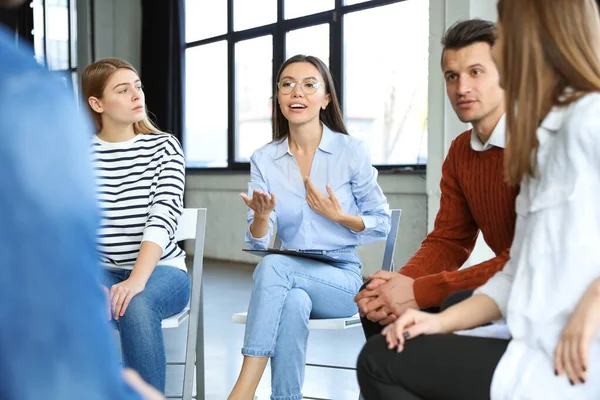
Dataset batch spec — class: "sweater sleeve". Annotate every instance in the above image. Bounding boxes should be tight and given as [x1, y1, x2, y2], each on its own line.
[413, 248, 510, 309]
[142, 136, 185, 251]
[400, 138, 479, 279]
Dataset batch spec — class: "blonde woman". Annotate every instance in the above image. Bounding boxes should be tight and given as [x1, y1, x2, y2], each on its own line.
[83, 58, 189, 394]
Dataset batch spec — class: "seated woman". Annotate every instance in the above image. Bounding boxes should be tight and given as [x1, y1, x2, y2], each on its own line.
[227, 54, 391, 400]
[357, 0, 600, 399]
[83, 58, 190, 394]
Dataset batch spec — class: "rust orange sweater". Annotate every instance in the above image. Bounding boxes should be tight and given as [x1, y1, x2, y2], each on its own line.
[401, 130, 519, 309]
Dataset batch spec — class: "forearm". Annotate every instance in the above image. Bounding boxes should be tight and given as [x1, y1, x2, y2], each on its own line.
[129, 241, 163, 285]
[249, 214, 270, 238]
[337, 213, 366, 232]
[439, 293, 501, 333]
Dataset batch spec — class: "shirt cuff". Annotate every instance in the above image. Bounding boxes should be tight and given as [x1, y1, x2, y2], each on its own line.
[142, 226, 170, 251]
[245, 227, 270, 250]
[473, 277, 511, 318]
[358, 215, 377, 234]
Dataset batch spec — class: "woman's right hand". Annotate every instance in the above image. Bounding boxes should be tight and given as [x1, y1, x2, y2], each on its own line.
[240, 189, 276, 218]
[382, 308, 443, 352]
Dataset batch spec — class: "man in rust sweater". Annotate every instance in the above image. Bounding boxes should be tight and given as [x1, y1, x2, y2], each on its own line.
[356, 19, 518, 338]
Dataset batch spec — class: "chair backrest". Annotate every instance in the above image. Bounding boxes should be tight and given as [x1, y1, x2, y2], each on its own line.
[272, 209, 402, 271]
[381, 209, 402, 272]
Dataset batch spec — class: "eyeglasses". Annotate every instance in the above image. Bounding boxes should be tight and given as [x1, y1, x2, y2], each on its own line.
[277, 78, 324, 95]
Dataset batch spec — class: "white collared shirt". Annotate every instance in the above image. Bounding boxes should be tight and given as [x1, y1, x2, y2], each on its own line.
[475, 93, 600, 399]
[470, 114, 506, 151]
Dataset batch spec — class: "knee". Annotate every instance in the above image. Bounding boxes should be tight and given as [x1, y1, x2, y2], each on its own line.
[357, 334, 387, 377]
[440, 289, 473, 311]
[253, 254, 290, 285]
[118, 294, 160, 328]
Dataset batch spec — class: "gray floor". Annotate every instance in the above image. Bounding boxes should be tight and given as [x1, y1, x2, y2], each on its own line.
[157, 259, 365, 400]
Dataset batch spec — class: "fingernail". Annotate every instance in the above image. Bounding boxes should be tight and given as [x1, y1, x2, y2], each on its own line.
[403, 331, 410, 339]
[580, 378, 585, 384]
[569, 380, 574, 386]
[554, 369, 558, 376]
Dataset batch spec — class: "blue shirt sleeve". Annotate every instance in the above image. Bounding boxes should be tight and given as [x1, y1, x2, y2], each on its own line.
[0, 42, 141, 400]
[350, 140, 391, 241]
[244, 152, 276, 250]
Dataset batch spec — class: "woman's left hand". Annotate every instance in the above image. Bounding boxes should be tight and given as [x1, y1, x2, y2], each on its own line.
[555, 279, 600, 385]
[110, 277, 147, 320]
[304, 177, 344, 222]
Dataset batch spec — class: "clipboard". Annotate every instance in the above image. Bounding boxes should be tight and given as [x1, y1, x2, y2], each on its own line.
[242, 248, 340, 263]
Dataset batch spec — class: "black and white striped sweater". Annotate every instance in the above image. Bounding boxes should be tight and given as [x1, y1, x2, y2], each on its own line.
[91, 133, 186, 271]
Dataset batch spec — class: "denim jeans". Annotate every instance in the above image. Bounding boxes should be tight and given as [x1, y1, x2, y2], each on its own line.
[242, 248, 363, 400]
[101, 266, 191, 393]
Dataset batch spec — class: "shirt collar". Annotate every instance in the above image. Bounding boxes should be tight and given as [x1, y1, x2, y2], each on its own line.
[273, 124, 336, 160]
[470, 114, 506, 151]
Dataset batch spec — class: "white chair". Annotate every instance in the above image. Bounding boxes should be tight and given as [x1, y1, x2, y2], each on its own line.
[232, 209, 402, 399]
[161, 208, 207, 399]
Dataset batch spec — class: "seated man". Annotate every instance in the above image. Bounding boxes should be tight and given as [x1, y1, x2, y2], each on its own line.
[355, 18, 518, 337]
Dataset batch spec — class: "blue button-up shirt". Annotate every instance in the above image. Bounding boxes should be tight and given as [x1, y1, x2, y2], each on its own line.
[245, 125, 391, 250]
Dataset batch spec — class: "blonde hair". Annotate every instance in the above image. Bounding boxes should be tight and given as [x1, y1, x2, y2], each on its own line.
[498, 0, 600, 184]
[81, 58, 165, 135]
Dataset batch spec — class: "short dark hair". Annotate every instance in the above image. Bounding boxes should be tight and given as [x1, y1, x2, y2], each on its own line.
[441, 19, 496, 66]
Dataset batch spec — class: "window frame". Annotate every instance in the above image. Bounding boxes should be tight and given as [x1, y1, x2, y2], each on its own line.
[184, 0, 426, 173]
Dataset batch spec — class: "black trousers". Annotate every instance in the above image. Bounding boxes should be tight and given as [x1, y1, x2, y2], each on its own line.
[360, 285, 474, 339]
[357, 333, 509, 400]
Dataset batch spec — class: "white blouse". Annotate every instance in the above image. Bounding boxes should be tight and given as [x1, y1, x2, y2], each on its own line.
[475, 93, 600, 399]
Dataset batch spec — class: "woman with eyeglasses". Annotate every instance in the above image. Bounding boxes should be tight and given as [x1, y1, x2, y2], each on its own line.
[227, 55, 391, 400]
[356, 0, 600, 399]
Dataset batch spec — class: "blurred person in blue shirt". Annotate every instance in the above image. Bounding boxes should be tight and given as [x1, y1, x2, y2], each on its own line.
[228, 54, 391, 400]
[0, 1, 163, 399]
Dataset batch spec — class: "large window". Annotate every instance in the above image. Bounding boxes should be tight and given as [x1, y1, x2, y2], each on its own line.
[184, 0, 429, 170]
[32, 0, 78, 97]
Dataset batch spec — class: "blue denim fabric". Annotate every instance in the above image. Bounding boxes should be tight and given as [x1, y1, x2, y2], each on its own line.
[102, 266, 191, 393]
[0, 24, 141, 400]
[242, 248, 363, 400]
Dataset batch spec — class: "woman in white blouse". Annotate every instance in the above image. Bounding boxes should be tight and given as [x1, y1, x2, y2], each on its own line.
[356, 0, 600, 399]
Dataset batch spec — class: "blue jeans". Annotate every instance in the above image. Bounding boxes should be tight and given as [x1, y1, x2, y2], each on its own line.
[242, 248, 363, 400]
[101, 266, 190, 393]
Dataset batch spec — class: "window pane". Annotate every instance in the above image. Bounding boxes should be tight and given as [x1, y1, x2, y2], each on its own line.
[286, 24, 329, 66]
[45, 1, 70, 70]
[235, 36, 273, 162]
[70, 0, 77, 68]
[185, 42, 228, 167]
[185, 0, 227, 42]
[234, 0, 276, 31]
[284, 0, 334, 19]
[344, 0, 429, 165]
[32, 0, 45, 65]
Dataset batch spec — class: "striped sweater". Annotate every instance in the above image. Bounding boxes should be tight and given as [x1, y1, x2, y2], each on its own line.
[91, 133, 186, 271]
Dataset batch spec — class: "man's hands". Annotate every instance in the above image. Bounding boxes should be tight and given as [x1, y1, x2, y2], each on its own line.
[355, 271, 419, 325]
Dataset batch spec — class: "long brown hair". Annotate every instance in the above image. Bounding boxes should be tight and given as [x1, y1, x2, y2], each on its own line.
[81, 58, 165, 135]
[498, 0, 600, 184]
[272, 54, 348, 141]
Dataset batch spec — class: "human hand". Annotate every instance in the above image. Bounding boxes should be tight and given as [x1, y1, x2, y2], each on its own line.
[355, 271, 398, 319]
[240, 189, 276, 218]
[110, 277, 146, 320]
[123, 368, 165, 399]
[382, 309, 443, 352]
[554, 279, 600, 385]
[362, 274, 418, 323]
[304, 177, 343, 223]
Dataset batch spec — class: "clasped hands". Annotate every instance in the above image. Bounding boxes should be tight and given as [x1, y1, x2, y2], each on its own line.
[240, 177, 344, 223]
[354, 270, 418, 325]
